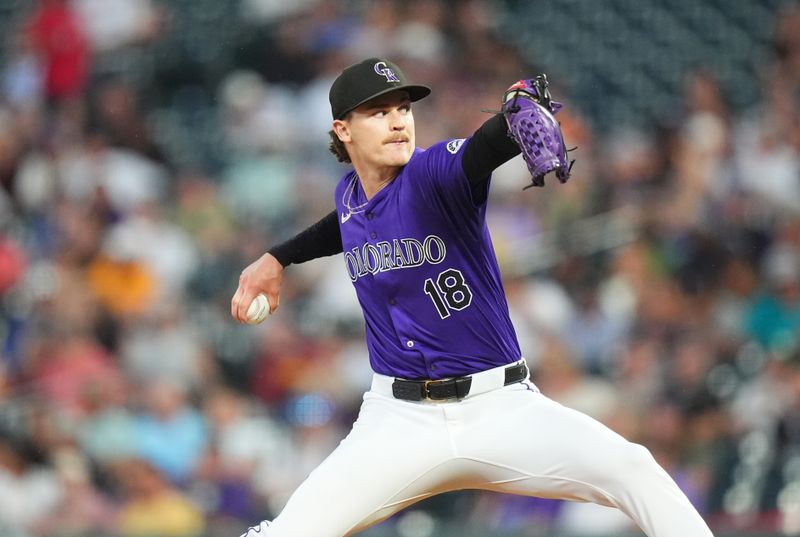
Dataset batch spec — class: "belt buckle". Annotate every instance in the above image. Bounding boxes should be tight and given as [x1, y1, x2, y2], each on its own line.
[422, 379, 435, 400]
[422, 378, 448, 400]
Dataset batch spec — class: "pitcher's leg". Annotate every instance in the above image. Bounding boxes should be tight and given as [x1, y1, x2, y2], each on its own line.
[458, 383, 714, 537]
[243, 393, 456, 537]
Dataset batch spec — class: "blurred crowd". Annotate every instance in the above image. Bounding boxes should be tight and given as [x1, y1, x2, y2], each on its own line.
[1, 0, 800, 536]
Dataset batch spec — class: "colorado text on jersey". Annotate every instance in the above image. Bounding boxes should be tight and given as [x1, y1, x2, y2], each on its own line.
[343, 235, 446, 282]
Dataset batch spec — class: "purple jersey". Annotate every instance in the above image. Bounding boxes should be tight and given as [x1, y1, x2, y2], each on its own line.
[334, 138, 521, 380]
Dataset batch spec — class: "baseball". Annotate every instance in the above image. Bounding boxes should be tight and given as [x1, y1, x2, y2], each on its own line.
[246, 293, 271, 324]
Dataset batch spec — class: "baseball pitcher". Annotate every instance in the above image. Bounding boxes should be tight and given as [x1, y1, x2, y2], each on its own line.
[231, 58, 714, 537]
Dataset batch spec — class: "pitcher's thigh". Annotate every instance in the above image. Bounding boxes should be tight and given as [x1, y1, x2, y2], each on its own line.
[459, 387, 665, 504]
[269, 395, 454, 537]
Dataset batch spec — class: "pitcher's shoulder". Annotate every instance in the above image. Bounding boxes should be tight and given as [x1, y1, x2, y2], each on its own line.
[408, 139, 468, 167]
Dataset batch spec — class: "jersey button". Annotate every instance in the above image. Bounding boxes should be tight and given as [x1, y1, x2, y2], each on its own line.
[406, 340, 414, 348]
[370, 232, 377, 239]
[366, 213, 374, 220]
[389, 299, 397, 305]
[430, 364, 437, 371]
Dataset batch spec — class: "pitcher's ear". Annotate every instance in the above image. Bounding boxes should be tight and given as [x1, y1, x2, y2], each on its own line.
[332, 120, 351, 142]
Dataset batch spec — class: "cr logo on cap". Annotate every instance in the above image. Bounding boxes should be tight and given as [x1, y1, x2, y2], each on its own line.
[374, 61, 400, 83]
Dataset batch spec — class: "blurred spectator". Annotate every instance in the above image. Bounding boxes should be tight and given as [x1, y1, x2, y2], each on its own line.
[27, 328, 123, 418]
[664, 334, 717, 412]
[174, 173, 237, 250]
[87, 236, 158, 318]
[1, 28, 45, 111]
[25, 0, 90, 103]
[0, 108, 28, 206]
[32, 447, 117, 537]
[249, 319, 327, 405]
[393, 0, 448, 64]
[345, 0, 402, 60]
[106, 204, 198, 296]
[132, 379, 209, 484]
[240, 0, 318, 24]
[533, 333, 619, 423]
[709, 255, 759, 343]
[116, 458, 206, 537]
[734, 77, 800, 214]
[73, 0, 163, 53]
[121, 304, 214, 391]
[196, 385, 289, 522]
[0, 432, 62, 534]
[563, 283, 628, 374]
[612, 334, 667, 412]
[221, 154, 300, 233]
[76, 374, 138, 466]
[0, 236, 26, 295]
[219, 71, 300, 153]
[56, 136, 168, 219]
[239, 13, 318, 86]
[87, 77, 171, 165]
[745, 226, 800, 351]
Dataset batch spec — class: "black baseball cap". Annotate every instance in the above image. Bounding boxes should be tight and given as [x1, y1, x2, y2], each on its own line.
[329, 58, 431, 120]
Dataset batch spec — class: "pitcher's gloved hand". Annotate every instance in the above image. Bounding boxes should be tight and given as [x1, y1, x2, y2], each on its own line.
[501, 75, 575, 188]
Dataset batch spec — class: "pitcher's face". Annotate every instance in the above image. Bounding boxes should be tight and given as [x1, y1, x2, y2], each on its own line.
[333, 90, 415, 170]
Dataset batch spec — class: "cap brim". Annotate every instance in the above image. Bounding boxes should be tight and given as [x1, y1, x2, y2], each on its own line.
[338, 84, 431, 119]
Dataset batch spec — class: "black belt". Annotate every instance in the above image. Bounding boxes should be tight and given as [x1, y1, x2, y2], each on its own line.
[391, 362, 529, 402]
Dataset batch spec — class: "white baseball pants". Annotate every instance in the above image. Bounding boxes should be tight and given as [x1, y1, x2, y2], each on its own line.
[245, 363, 714, 537]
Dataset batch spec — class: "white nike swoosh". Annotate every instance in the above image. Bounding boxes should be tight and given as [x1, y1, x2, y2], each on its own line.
[341, 212, 352, 224]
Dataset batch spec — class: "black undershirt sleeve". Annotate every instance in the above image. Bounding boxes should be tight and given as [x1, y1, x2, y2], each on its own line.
[461, 113, 521, 205]
[268, 210, 343, 267]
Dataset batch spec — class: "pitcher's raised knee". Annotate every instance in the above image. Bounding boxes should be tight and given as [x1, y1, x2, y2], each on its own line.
[600, 441, 663, 490]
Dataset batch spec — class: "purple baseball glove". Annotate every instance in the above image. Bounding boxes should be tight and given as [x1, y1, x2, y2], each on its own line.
[502, 75, 574, 188]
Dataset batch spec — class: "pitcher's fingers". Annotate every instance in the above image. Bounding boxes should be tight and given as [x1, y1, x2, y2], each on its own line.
[231, 288, 241, 321]
[231, 287, 249, 322]
[239, 291, 259, 323]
